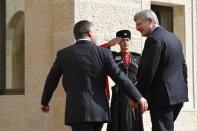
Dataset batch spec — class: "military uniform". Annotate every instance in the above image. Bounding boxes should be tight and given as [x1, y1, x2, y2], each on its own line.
[107, 51, 144, 131]
[106, 30, 144, 131]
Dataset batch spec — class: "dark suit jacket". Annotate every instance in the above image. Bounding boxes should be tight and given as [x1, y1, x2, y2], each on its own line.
[41, 40, 142, 125]
[137, 26, 188, 109]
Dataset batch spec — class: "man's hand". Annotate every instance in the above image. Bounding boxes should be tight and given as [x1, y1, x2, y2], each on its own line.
[41, 105, 50, 113]
[138, 97, 148, 114]
[108, 37, 122, 47]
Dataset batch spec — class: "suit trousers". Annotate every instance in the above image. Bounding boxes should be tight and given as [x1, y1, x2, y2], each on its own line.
[150, 103, 183, 131]
[71, 122, 103, 131]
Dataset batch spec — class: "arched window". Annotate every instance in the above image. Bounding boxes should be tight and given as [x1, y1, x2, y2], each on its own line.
[0, 0, 24, 95]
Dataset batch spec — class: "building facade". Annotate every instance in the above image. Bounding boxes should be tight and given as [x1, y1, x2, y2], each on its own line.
[0, 0, 196, 131]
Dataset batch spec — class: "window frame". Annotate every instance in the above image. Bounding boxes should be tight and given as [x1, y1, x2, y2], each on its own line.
[151, 4, 173, 32]
[0, 0, 6, 93]
[0, 0, 24, 95]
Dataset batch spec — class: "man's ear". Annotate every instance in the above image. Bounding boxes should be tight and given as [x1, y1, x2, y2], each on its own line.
[87, 30, 93, 37]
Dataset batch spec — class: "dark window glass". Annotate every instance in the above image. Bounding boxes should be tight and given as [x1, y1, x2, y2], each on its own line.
[0, 0, 6, 92]
[151, 5, 173, 32]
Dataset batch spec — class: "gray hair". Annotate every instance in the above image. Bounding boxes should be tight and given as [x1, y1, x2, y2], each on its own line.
[73, 20, 93, 40]
[134, 9, 159, 25]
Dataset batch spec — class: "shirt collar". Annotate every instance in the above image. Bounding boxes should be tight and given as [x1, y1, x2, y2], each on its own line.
[77, 38, 91, 41]
[151, 24, 160, 33]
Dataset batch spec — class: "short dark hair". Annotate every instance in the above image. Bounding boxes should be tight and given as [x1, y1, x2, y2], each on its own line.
[73, 20, 93, 40]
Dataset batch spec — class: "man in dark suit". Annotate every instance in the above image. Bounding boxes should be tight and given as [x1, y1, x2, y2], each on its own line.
[134, 10, 188, 131]
[41, 20, 148, 131]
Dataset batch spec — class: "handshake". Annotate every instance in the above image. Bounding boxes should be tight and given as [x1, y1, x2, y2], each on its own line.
[41, 97, 148, 113]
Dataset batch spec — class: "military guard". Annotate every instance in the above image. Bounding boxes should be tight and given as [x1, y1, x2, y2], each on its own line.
[101, 30, 144, 131]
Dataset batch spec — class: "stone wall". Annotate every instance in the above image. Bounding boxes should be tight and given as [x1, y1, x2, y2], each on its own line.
[194, 0, 197, 114]
[75, 0, 143, 52]
[0, 0, 74, 131]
